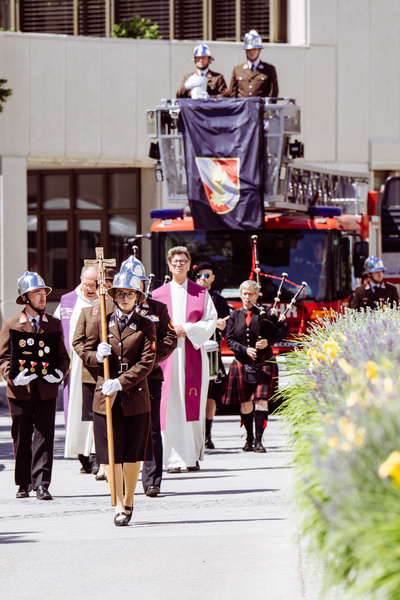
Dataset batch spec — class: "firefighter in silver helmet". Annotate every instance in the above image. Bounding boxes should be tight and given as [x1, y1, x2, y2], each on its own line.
[350, 255, 399, 309]
[176, 42, 228, 99]
[0, 271, 69, 501]
[229, 29, 279, 99]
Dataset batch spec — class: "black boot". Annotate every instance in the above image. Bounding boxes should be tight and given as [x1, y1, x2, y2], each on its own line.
[205, 418, 215, 449]
[254, 411, 268, 453]
[241, 411, 254, 451]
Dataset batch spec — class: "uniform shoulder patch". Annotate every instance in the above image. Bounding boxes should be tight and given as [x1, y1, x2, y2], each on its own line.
[167, 320, 175, 331]
[19, 313, 27, 324]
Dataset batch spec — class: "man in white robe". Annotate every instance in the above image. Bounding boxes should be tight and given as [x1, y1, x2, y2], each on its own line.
[153, 246, 217, 472]
[54, 266, 99, 470]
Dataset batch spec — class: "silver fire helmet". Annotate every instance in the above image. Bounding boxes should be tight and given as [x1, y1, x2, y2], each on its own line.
[242, 30, 263, 50]
[120, 255, 148, 281]
[107, 269, 146, 303]
[16, 271, 52, 305]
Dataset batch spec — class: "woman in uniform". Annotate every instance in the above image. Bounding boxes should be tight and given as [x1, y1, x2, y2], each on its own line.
[223, 280, 286, 453]
[82, 268, 156, 526]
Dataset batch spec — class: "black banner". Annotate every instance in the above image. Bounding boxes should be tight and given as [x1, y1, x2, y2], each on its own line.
[178, 97, 265, 230]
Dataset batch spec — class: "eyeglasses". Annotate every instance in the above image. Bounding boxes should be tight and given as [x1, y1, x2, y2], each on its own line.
[196, 273, 211, 279]
[170, 260, 189, 266]
[115, 291, 137, 300]
[82, 282, 98, 290]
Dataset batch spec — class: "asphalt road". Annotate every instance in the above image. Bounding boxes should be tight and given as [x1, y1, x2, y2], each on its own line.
[0, 404, 337, 600]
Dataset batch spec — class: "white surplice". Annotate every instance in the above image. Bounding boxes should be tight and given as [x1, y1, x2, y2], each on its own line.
[54, 285, 99, 458]
[162, 279, 217, 470]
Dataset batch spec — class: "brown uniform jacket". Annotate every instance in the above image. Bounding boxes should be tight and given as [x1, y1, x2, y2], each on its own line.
[176, 69, 228, 98]
[349, 281, 399, 310]
[0, 311, 70, 401]
[136, 297, 177, 381]
[229, 61, 279, 98]
[72, 303, 110, 384]
[81, 305, 156, 417]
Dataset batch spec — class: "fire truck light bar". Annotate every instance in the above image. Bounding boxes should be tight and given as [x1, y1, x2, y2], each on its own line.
[150, 209, 185, 220]
[308, 206, 342, 218]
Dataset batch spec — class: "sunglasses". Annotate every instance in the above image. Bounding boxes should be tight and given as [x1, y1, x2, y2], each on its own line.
[170, 260, 189, 266]
[196, 273, 211, 279]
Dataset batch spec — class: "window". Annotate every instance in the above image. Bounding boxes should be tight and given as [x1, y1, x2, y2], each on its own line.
[11, 0, 280, 41]
[27, 169, 140, 300]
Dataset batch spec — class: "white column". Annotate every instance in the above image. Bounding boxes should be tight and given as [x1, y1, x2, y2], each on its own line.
[0, 156, 27, 324]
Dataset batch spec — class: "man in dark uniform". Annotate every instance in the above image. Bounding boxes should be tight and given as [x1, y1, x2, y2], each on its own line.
[229, 29, 279, 99]
[0, 271, 69, 500]
[176, 43, 228, 99]
[191, 262, 230, 449]
[120, 255, 177, 498]
[350, 255, 399, 309]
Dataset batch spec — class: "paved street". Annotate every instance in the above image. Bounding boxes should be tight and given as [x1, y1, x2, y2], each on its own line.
[0, 401, 333, 600]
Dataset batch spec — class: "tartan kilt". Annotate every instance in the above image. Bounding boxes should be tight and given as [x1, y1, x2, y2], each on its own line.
[221, 358, 278, 405]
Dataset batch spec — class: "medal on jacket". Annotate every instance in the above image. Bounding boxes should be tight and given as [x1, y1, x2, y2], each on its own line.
[30, 361, 37, 373]
[42, 362, 49, 375]
[19, 360, 26, 371]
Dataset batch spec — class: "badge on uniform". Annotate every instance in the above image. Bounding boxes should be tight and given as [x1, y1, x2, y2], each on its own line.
[147, 315, 159, 322]
[42, 313, 48, 322]
[109, 316, 116, 327]
[129, 323, 137, 331]
[93, 306, 99, 315]
[19, 313, 27, 324]
[168, 320, 175, 331]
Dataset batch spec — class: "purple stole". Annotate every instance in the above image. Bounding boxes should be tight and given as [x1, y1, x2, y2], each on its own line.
[59, 290, 78, 428]
[153, 280, 206, 430]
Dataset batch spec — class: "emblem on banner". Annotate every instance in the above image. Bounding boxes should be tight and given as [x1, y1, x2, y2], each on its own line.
[195, 158, 240, 214]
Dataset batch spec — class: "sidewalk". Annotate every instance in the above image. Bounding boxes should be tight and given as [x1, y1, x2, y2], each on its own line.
[0, 405, 333, 599]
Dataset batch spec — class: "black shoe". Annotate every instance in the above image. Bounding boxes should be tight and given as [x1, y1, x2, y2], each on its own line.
[36, 486, 53, 500]
[242, 439, 254, 452]
[114, 512, 129, 526]
[187, 461, 200, 472]
[205, 436, 215, 449]
[78, 454, 92, 473]
[125, 503, 134, 523]
[16, 485, 30, 499]
[91, 463, 100, 475]
[166, 467, 181, 473]
[95, 473, 107, 481]
[254, 439, 267, 453]
[145, 485, 160, 497]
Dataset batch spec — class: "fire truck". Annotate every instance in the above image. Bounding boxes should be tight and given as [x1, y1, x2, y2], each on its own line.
[142, 98, 379, 353]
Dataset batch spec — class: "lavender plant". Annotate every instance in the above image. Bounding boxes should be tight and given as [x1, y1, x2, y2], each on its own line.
[278, 307, 400, 599]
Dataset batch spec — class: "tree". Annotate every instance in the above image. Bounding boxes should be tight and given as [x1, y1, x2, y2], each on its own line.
[113, 14, 161, 39]
[0, 78, 13, 113]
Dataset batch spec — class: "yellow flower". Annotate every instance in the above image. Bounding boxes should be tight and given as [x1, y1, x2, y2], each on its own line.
[346, 391, 361, 407]
[327, 437, 340, 448]
[354, 428, 365, 446]
[338, 333, 347, 341]
[322, 337, 340, 361]
[365, 361, 378, 380]
[339, 417, 356, 441]
[309, 381, 316, 387]
[379, 451, 400, 487]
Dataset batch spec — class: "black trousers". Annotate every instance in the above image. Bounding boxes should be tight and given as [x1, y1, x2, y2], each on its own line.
[9, 390, 57, 489]
[142, 378, 163, 491]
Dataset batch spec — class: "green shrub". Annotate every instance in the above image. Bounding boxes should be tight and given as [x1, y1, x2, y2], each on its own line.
[113, 14, 161, 39]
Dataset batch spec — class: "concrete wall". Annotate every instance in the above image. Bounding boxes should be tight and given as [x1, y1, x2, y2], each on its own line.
[1, 0, 400, 319]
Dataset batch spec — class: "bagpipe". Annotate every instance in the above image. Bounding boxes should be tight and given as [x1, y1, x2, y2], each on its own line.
[249, 235, 307, 336]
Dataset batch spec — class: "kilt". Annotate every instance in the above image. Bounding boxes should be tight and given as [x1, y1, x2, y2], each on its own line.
[222, 358, 278, 405]
[208, 377, 227, 402]
[94, 395, 153, 464]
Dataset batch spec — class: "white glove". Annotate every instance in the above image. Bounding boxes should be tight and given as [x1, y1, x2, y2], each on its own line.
[191, 88, 209, 100]
[96, 342, 112, 363]
[13, 368, 38, 387]
[102, 379, 122, 396]
[43, 369, 63, 384]
[184, 74, 204, 91]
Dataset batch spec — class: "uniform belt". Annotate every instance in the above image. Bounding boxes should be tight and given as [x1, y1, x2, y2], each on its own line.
[118, 363, 129, 373]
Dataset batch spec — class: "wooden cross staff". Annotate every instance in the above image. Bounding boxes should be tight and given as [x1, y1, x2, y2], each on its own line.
[85, 248, 117, 506]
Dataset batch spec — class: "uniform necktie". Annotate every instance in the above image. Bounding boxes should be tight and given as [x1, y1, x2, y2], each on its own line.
[119, 315, 127, 333]
[251, 64, 256, 71]
[245, 310, 252, 326]
[32, 317, 38, 332]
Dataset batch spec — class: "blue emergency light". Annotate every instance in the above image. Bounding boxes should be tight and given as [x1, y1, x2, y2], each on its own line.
[150, 209, 185, 220]
[308, 206, 342, 218]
